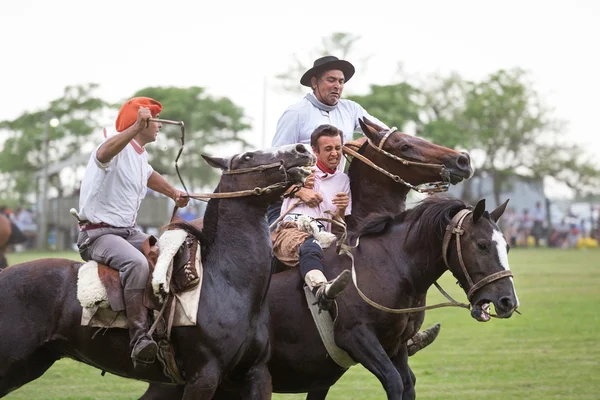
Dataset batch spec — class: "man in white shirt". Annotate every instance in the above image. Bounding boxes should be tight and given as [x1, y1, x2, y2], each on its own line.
[76, 97, 189, 367]
[267, 55, 388, 228]
[272, 124, 352, 311]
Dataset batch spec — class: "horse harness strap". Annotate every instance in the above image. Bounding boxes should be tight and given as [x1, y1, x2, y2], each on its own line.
[184, 161, 290, 201]
[334, 216, 471, 315]
[442, 209, 514, 302]
[342, 127, 450, 194]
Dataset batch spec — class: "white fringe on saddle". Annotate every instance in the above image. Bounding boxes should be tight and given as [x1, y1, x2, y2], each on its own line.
[296, 215, 337, 249]
[77, 261, 109, 308]
[152, 228, 189, 296]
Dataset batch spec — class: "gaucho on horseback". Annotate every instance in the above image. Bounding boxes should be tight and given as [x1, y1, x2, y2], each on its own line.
[271, 124, 353, 310]
[75, 97, 192, 367]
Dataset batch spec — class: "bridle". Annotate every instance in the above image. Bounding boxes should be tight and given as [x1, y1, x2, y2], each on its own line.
[442, 209, 514, 302]
[148, 117, 297, 203]
[185, 160, 294, 201]
[336, 207, 513, 315]
[342, 127, 450, 194]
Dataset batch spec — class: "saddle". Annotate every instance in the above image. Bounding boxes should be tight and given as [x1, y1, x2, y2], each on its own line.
[97, 231, 200, 313]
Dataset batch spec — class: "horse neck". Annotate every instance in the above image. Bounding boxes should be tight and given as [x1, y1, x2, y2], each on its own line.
[401, 224, 450, 294]
[348, 157, 410, 228]
[201, 196, 272, 273]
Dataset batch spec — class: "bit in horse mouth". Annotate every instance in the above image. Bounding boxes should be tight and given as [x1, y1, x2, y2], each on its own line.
[471, 300, 492, 322]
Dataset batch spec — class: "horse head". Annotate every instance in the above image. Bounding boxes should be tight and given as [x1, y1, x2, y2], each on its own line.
[201, 143, 315, 200]
[444, 198, 519, 322]
[356, 117, 474, 187]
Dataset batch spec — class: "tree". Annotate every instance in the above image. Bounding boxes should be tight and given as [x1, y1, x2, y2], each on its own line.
[130, 86, 251, 191]
[453, 68, 599, 204]
[0, 83, 114, 203]
[347, 82, 422, 140]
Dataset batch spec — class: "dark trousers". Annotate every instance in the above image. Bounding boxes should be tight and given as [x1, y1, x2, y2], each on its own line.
[267, 200, 283, 232]
[298, 236, 324, 278]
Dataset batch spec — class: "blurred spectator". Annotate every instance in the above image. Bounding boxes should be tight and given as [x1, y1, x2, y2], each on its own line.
[518, 208, 533, 247]
[549, 218, 570, 248]
[13, 207, 37, 250]
[502, 207, 519, 247]
[177, 208, 198, 222]
[531, 201, 545, 247]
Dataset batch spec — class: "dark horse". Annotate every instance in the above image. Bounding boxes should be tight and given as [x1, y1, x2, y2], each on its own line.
[142, 117, 476, 399]
[0, 143, 315, 399]
[0, 213, 27, 271]
[266, 196, 519, 400]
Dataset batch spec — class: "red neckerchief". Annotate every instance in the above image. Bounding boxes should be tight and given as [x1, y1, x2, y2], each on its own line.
[316, 159, 337, 175]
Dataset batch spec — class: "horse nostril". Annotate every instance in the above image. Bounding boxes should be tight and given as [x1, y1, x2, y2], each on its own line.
[296, 144, 307, 153]
[498, 296, 514, 311]
[456, 153, 470, 171]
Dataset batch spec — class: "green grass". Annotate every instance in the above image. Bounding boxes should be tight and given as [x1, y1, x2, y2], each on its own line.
[4, 248, 600, 399]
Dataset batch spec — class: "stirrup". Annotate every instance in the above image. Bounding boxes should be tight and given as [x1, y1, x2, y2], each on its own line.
[313, 285, 334, 312]
[131, 335, 158, 366]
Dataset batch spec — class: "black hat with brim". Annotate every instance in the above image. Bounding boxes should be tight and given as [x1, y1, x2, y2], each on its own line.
[300, 56, 356, 87]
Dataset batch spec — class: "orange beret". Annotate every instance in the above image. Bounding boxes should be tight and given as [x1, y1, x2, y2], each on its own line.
[115, 97, 163, 132]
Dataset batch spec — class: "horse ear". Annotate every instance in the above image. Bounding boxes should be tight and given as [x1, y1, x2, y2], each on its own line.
[472, 199, 486, 224]
[490, 199, 510, 223]
[202, 154, 229, 170]
[359, 117, 379, 142]
[363, 116, 386, 132]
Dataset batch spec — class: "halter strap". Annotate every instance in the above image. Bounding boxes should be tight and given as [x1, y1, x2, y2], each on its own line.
[342, 127, 450, 194]
[442, 209, 514, 302]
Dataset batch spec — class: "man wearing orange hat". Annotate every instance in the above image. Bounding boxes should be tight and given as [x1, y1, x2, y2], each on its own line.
[76, 97, 189, 367]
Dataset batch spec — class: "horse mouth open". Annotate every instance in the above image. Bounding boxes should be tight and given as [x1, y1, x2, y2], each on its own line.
[286, 160, 316, 184]
[448, 170, 473, 185]
[471, 299, 518, 322]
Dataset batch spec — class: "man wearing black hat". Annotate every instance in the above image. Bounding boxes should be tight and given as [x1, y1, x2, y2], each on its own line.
[272, 55, 387, 149]
[268, 55, 388, 226]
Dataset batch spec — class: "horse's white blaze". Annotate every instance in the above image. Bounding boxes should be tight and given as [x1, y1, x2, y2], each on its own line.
[492, 228, 519, 306]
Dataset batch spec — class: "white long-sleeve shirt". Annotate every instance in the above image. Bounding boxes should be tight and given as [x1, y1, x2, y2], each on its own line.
[271, 93, 388, 148]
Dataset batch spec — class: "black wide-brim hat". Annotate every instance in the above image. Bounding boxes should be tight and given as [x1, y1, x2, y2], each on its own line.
[300, 56, 355, 87]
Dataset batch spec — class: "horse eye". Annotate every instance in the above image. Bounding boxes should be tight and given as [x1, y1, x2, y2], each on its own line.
[243, 154, 252, 161]
[477, 242, 489, 251]
[400, 144, 411, 152]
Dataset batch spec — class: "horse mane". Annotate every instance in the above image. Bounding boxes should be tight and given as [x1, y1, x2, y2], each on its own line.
[346, 139, 369, 178]
[163, 184, 222, 250]
[353, 196, 469, 253]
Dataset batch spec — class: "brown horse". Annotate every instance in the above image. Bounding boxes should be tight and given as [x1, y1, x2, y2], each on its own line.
[0, 144, 315, 399]
[141, 118, 475, 399]
[0, 213, 27, 271]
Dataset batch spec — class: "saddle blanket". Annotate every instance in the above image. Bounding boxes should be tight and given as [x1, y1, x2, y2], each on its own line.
[76, 229, 202, 329]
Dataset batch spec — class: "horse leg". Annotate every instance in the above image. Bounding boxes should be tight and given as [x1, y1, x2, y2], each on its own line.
[180, 361, 221, 400]
[139, 383, 184, 400]
[390, 345, 416, 400]
[0, 346, 57, 397]
[239, 362, 272, 399]
[306, 388, 331, 400]
[337, 329, 404, 400]
[238, 316, 272, 400]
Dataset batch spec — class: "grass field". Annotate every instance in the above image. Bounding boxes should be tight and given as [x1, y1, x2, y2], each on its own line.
[4, 248, 600, 399]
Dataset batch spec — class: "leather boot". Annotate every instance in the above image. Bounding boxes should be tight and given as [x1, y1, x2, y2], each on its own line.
[124, 289, 157, 366]
[307, 269, 352, 311]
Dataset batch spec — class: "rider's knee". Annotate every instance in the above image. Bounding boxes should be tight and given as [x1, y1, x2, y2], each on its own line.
[299, 237, 323, 258]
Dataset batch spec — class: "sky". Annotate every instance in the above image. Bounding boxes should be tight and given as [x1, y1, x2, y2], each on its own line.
[1, 0, 599, 198]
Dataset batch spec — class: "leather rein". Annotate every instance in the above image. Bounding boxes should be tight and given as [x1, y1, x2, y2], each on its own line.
[342, 127, 450, 194]
[149, 118, 295, 206]
[337, 208, 513, 315]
